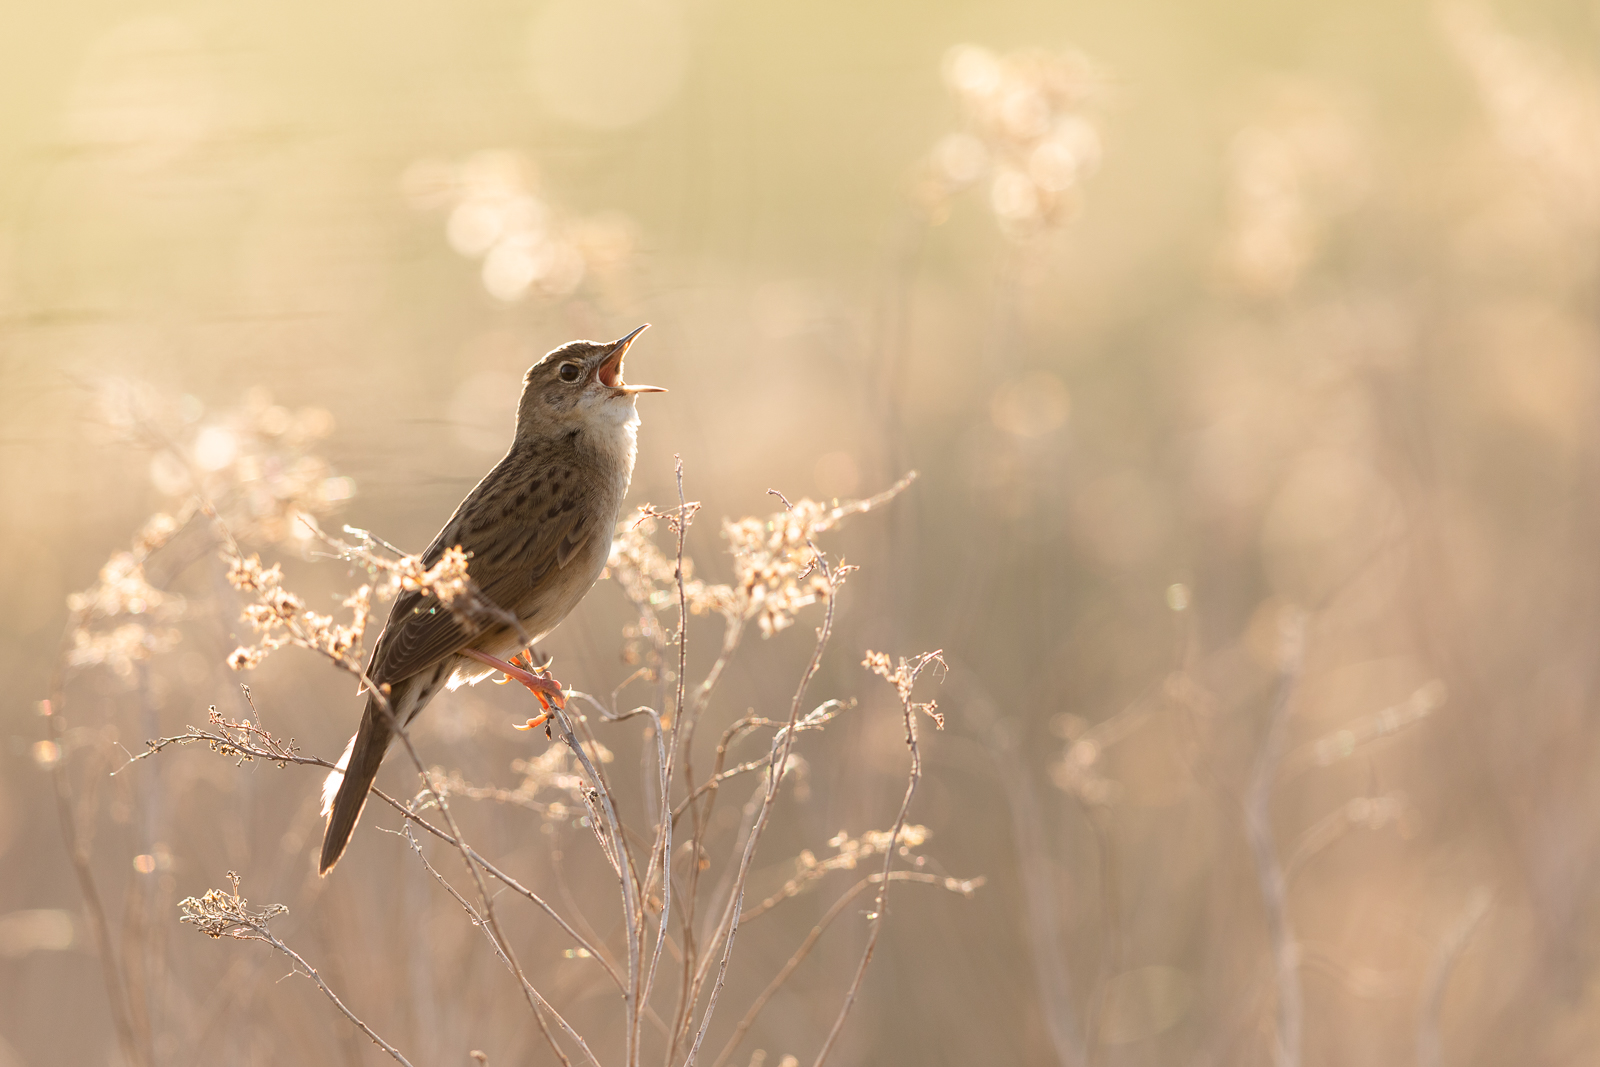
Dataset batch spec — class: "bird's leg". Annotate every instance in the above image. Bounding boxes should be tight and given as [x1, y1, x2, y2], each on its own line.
[461, 648, 566, 732]
[486, 646, 550, 681]
[491, 650, 520, 684]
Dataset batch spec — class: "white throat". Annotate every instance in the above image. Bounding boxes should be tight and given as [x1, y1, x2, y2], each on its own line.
[588, 396, 641, 474]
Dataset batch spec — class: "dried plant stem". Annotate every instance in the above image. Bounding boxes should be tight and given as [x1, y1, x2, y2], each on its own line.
[958, 673, 1085, 1067]
[44, 638, 147, 1067]
[810, 650, 941, 1067]
[377, 682, 597, 1067]
[135, 716, 627, 993]
[1416, 889, 1492, 1067]
[596, 701, 672, 1067]
[549, 698, 645, 1054]
[630, 457, 692, 1066]
[377, 690, 577, 1067]
[1245, 656, 1306, 1067]
[398, 824, 603, 1067]
[221, 916, 416, 1067]
[1282, 795, 1402, 884]
[1080, 806, 1121, 1064]
[681, 551, 841, 1067]
[367, 788, 625, 989]
[669, 776, 764, 1062]
[713, 872, 970, 1067]
[668, 694, 756, 1066]
[679, 617, 746, 791]
[670, 706, 846, 826]
[661, 477, 913, 1067]
[672, 601, 746, 1064]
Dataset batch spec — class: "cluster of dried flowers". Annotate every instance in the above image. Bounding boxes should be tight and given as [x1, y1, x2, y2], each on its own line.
[64, 511, 189, 680]
[608, 475, 916, 644]
[402, 150, 636, 303]
[114, 705, 306, 772]
[60, 383, 357, 689]
[97, 380, 354, 549]
[223, 527, 507, 677]
[862, 649, 947, 729]
[1217, 85, 1367, 296]
[919, 44, 1105, 238]
[177, 871, 288, 940]
[753, 823, 962, 915]
[224, 553, 370, 671]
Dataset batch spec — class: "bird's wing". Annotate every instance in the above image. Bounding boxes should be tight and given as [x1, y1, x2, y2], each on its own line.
[366, 476, 594, 686]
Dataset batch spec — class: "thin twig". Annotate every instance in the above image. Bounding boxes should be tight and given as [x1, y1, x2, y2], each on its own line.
[682, 502, 844, 1066]
[551, 698, 645, 1040]
[395, 825, 604, 1067]
[179, 874, 414, 1067]
[671, 610, 747, 1067]
[376, 681, 577, 1067]
[1416, 889, 1492, 1067]
[1283, 795, 1405, 885]
[44, 643, 146, 1067]
[264, 937, 414, 1066]
[810, 650, 944, 1067]
[131, 713, 627, 992]
[711, 870, 979, 1067]
[954, 671, 1085, 1067]
[1277, 681, 1445, 782]
[632, 457, 693, 1066]
[672, 704, 850, 823]
[1244, 619, 1307, 1067]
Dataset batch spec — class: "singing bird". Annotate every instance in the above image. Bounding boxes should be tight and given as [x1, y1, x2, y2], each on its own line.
[319, 325, 663, 874]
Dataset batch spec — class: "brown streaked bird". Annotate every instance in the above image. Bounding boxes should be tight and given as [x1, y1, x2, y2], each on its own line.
[318, 325, 663, 874]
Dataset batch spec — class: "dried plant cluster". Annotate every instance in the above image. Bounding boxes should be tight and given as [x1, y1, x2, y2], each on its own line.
[43, 388, 960, 1067]
[401, 149, 636, 303]
[918, 44, 1105, 237]
[95, 379, 354, 548]
[62, 514, 188, 680]
[178, 871, 287, 939]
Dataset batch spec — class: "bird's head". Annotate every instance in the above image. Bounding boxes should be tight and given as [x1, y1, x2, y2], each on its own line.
[516, 324, 665, 438]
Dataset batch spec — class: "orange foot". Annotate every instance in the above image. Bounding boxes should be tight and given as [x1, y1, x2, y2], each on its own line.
[461, 648, 565, 734]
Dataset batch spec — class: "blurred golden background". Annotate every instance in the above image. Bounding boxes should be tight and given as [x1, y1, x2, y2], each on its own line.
[5, 0, 1600, 1064]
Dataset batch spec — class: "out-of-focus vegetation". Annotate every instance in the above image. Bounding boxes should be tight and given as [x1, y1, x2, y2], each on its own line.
[6, 0, 1600, 1064]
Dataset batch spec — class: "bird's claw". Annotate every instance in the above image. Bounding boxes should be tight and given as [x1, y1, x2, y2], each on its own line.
[460, 649, 566, 736]
[515, 679, 561, 739]
[513, 710, 555, 738]
[493, 649, 545, 684]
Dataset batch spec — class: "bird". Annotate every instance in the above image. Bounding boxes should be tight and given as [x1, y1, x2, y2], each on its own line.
[318, 325, 664, 874]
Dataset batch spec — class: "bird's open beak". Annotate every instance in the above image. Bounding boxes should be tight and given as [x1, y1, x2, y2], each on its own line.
[595, 324, 666, 395]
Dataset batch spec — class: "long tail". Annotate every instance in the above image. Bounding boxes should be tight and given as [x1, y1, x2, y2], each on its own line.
[319, 693, 392, 875]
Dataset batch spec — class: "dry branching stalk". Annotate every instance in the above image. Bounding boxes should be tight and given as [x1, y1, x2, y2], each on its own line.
[807, 649, 946, 1067]
[60, 389, 966, 1067]
[177, 873, 414, 1067]
[1245, 611, 1307, 1067]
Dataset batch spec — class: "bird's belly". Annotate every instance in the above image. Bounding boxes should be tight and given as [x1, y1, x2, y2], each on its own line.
[519, 555, 607, 641]
[448, 531, 612, 686]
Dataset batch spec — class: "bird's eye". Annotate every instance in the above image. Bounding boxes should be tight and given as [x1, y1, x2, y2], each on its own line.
[558, 362, 582, 383]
